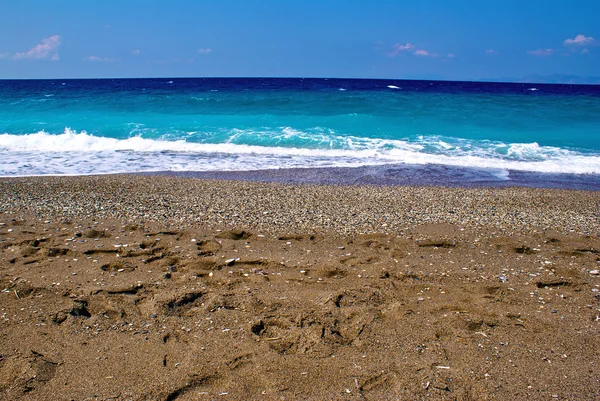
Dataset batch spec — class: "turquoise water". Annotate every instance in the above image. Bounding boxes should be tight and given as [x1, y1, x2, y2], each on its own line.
[0, 78, 599, 179]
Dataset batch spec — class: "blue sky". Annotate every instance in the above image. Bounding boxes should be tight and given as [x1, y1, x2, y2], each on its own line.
[0, 0, 598, 82]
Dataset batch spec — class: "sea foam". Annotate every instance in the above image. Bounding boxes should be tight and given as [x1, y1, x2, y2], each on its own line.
[1, 129, 599, 176]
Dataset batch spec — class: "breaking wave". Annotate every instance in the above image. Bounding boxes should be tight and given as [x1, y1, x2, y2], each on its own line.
[1, 128, 599, 176]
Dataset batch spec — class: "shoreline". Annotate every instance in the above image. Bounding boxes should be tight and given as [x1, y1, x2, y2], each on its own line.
[142, 164, 600, 191]
[3, 162, 600, 191]
[1, 174, 599, 400]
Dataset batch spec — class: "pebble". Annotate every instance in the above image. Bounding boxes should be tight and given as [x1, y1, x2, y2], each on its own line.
[589, 270, 599, 275]
[0, 175, 597, 237]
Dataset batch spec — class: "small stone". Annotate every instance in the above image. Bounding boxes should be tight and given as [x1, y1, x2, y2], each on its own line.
[225, 258, 236, 266]
[164, 272, 172, 279]
[589, 270, 599, 275]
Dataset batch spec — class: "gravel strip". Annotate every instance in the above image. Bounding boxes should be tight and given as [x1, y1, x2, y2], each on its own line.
[0, 174, 598, 236]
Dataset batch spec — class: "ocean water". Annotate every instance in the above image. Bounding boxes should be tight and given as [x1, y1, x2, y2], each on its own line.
[1, 78, 599, 188]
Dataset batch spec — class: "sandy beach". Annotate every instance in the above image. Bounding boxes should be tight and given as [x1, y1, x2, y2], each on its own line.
[1, 175, 599, 400]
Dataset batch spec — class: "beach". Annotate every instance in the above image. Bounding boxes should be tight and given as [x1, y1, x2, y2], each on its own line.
[1, 174, 599, 400]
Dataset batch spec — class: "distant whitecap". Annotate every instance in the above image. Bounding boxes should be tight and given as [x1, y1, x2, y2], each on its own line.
[387, 85, 400, 89]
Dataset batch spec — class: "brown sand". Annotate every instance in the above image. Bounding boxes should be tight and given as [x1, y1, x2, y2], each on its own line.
[0, 175, 599, 400]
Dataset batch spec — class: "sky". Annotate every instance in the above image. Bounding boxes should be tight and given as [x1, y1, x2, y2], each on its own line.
[0, 0, 598, 82]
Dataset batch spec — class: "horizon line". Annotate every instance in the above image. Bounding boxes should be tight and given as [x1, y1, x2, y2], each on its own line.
[0, 75, 598, 86]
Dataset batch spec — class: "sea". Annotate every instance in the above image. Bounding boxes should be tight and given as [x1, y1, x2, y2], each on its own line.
[1, 77, 599, 190]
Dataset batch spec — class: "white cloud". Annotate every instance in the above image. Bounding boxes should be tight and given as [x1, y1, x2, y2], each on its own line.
[485, 49, 499, 55]
[1, 35, 61, 61]
[197, 48, 213, 54]
[132, 49, 141, 55]
[564, 34, 595, 46]
[393, 43, 415, 51]
[388, 43, 445, 58]
[388, 42, 453, 58]
[526, 34, 594, 57]
[527, 48, 554, 56]
[414, 49, 441, 57]
[387, 43, 415, 57]
[84, 55, 118, 62]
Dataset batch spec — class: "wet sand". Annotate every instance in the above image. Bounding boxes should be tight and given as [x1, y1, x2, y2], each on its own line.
[0, 175, 599, 400]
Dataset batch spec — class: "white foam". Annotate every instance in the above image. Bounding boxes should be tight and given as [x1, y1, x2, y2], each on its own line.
[1, 129, 599, 176]
[387, 85, 400, 89]
[492, 169, 510, 180]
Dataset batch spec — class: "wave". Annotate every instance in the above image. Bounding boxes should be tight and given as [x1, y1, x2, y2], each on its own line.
[1, 129, 599, 176]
